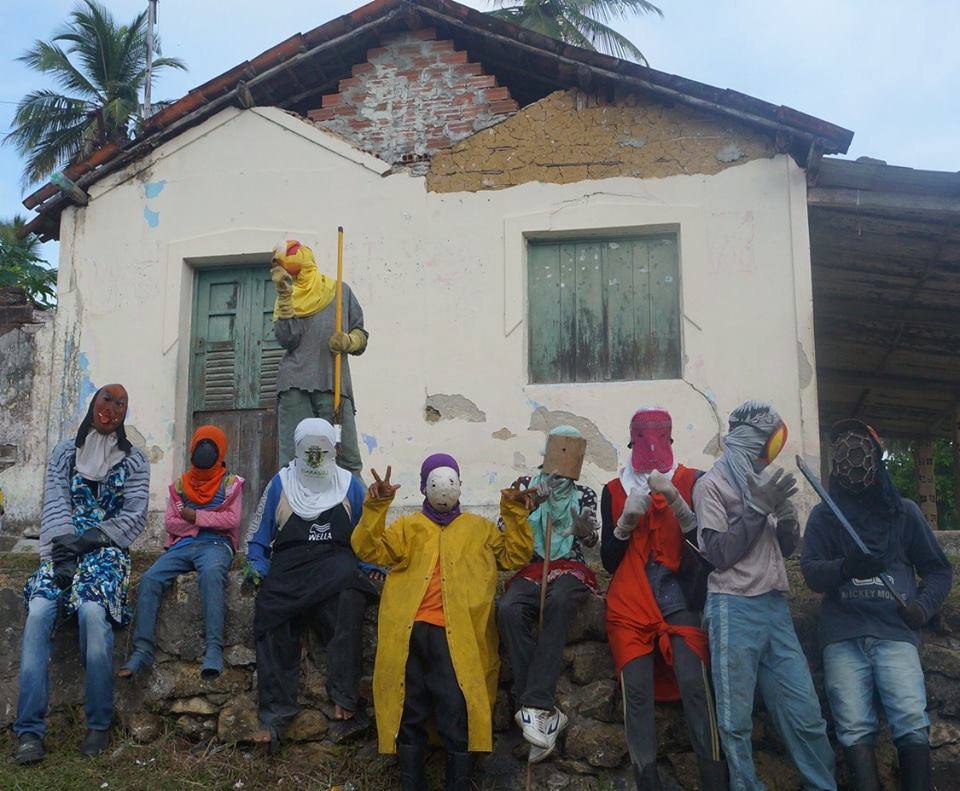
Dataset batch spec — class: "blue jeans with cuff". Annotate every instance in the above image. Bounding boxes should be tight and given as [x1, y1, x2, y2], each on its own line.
[823, 636, 929, 748]
[15, 597, 115, 736]
[705, 591, 836, 791]
[125, 540, 233, 674]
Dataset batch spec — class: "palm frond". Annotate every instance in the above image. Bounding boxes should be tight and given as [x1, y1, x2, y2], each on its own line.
[564, 0, 662, 24]
[16, 40, 100, 98]
[566, 8, 649, 62]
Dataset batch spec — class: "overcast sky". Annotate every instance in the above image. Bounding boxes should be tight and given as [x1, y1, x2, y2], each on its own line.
[2, 0, 958, 264]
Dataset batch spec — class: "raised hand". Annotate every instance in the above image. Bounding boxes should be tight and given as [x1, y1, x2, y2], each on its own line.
[501, 485, 538, 511]
[570, 506, 596, 538]
[746, 468, 799, 515]
[270, 265, 293, 296]
[369, 466, 401, 500]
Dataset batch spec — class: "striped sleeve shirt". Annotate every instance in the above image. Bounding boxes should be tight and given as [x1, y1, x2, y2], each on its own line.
[38, 439, 151, 560]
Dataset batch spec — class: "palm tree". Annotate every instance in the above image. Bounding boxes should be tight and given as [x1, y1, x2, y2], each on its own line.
[485, 0, 661, 63]
[5, 0, 186, 187]
[0, 215, 40, 257]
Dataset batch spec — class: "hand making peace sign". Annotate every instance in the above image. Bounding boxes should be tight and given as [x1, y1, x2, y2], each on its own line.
[369, 466, 402, 500]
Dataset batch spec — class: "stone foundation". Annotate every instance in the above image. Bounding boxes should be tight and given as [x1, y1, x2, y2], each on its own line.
[0, 554, 957, 789]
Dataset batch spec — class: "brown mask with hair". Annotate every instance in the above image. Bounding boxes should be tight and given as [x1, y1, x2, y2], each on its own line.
[92, 384, 128, 435]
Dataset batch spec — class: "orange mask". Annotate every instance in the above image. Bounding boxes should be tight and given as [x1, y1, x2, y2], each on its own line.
[760, 422, 788, 465]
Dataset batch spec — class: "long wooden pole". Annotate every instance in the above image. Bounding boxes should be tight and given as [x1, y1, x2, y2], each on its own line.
[537, 514, 553, 630]
[333, 226, 344, 426]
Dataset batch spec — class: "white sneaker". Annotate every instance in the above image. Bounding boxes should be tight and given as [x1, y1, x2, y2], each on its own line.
[515, 707, 568, 750]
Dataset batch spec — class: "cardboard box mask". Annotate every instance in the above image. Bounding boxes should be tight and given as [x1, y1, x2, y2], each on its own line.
[542, 434, 587, 480]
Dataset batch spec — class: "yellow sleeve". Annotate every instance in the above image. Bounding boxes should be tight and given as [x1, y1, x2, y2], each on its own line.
[492, 496, 534, 571]
[351, 495, 408, 569]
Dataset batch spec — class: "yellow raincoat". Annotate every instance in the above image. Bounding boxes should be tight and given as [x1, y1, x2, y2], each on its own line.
[351, 494, 533, 754]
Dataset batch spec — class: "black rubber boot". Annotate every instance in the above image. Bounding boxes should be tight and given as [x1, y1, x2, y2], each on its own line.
[844, 741, 881, 791]
[15, 733, 45, 765]
[633, 761, 662, 791]
[897, 744, 931, 791]
[80, 728, 111, 758]
[697, 757, 729, 791]
[444, 751, 471, 790]
[398, 744, 426, 791]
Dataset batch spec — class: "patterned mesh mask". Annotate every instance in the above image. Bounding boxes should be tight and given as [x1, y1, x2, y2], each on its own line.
[832, 431, 879, 493]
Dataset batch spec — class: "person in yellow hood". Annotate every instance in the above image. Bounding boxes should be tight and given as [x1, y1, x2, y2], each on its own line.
[272, 240, 368, 473]
[351, 455, 534, 790]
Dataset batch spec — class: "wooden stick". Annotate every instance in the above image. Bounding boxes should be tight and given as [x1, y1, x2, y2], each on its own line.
[537, 514, 552, 631]
[333, 226, 344, 424]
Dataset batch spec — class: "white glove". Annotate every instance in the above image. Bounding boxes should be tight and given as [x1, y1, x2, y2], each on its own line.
[614, 488, 650, 540]
[746, 468, 798, 515]
[648, 470, 697, 534]
[570, 506, 596, 539]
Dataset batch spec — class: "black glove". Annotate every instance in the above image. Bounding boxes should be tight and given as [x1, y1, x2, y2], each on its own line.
[51, 528, 113, 562]
[52, 556, 78, 590]
[840, 551, 886, 580]
[899, 600, 928, 630]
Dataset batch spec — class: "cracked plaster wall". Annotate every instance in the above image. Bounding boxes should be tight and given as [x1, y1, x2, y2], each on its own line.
[427, 89, 775, 193]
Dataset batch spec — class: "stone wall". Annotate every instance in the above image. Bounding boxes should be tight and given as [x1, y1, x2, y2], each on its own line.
[427, 88, 777, 193]
[0, 554, 957, 789]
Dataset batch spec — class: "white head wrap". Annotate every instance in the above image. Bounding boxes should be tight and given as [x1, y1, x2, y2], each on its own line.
[75, 431, 126, 482]
[279, 418, 352, 519]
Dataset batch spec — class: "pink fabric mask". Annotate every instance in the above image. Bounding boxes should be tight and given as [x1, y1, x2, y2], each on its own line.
[629, 409, 674, 474]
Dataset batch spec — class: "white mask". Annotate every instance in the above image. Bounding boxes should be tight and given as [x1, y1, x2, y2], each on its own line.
[280, 418, 352, 519]
[425, 466, 461, 513]
[296, 435, 337, 488]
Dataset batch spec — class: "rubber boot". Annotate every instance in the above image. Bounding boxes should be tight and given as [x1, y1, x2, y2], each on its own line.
[697, 757, 729, 791]
[398, 744, 426, 791]
[445, 751, 471, 790]
[844, 741, 881, 791]
[897, 744, 931, 791]
[633, 761, 662, 791]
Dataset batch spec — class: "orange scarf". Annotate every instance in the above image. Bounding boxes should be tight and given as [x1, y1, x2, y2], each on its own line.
[180, 425, 228, 505]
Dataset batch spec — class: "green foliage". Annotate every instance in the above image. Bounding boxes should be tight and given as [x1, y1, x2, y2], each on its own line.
[0, 235, 56, 308]
[886, 438, 957, 530]
[4, 0, 186, 187]
[485, 0, 661, 63]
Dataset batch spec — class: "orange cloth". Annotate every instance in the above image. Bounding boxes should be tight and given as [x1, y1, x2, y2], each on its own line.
[605, 466, 710, 702]
[180, 425, 228, 506]
[414, 561, 445, 627]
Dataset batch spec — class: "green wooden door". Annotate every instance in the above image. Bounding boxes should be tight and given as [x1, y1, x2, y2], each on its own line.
[527, 235, 681, 384]
[191, 267, 281, 520]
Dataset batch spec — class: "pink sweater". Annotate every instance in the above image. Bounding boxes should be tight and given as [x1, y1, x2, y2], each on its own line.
[164, 476, 245, 551]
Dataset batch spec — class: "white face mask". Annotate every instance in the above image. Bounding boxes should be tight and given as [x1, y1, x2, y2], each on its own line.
[425, 466, 461, 513]
[295, 436, 337, 489]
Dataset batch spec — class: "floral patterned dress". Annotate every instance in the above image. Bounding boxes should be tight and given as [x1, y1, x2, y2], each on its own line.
[24, 464, 133, 626]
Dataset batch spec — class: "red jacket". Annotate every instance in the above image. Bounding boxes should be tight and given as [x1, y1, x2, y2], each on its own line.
[604, 466, 709, 701]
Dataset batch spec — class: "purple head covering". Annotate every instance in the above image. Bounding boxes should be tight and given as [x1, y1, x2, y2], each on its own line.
[420, 453, 462, 526]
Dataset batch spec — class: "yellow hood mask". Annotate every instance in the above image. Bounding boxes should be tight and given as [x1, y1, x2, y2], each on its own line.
[272, 240, 336, 319]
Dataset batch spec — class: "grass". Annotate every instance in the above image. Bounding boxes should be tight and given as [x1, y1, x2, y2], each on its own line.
[0, 714, 401, 791]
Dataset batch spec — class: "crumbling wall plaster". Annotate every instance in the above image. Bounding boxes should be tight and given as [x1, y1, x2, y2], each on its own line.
[427, 89, 776, 192]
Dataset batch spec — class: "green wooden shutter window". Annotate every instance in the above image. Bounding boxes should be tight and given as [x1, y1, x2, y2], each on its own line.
[527, 235, 681, 384]
[192, 266, 282, 412]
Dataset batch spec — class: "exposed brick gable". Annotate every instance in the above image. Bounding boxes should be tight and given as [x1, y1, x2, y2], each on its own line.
[307, 29, 518, 167]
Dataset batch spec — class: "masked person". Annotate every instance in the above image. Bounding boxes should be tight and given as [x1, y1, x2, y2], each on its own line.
[694, 401, 836, 791]
[14, 385, 149, 764]
[244, 418, 377, 750]
[496, 426, 599, 762]
[120, 426, 243, 681]
[351, 455, 534, 790]
[601, 409, 725, 790]
[801, 420, 952, 791]
[273, 240, 368, 474]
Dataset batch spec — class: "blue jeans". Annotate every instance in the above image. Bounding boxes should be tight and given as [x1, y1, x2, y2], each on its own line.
[705, 591, 836, 791]
[125, 540, 232, 673]
[15, 597, 115, 736]
[823, 637, 929, 748]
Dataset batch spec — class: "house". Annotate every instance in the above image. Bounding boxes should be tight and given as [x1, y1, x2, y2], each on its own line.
[13, 0, 940, 543]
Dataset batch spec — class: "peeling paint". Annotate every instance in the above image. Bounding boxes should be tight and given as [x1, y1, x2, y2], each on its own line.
[144, 180, 167, 199]
[143, 206, 160, 228]
[424, 393, 486, 423]
[702, 433, 722, 458]
[527, 407, 617, 471]
[513, 452, 527, 470]
[797, 342, 814, 390]
[125, 425, 164, 463]
[716, 143, 745, 163]
[361, 433, 378, 454]
[491, 427, 516, 440]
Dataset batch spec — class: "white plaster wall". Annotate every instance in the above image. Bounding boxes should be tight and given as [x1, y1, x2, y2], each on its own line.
[34, 106, 819, 535]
